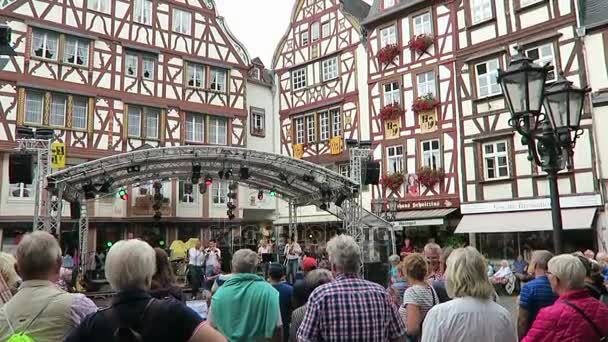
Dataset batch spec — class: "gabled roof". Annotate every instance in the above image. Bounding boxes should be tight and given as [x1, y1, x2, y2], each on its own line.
[251, 57, 265, 67]
[342, 0, 372, 22]
[248, 57, 273, 87]
[362, 0, 424, 26]
[581, 0, 608, 30]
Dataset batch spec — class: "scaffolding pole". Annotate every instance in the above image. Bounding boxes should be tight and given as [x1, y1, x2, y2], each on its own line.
[78, 198, 89, 280]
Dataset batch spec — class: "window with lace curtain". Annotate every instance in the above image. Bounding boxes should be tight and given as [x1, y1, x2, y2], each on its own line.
[134, 0, 153, 25]
[63, 36, 89, 66]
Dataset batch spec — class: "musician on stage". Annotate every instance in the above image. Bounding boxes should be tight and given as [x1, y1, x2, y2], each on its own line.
[203, 239, 221, 289]
[283, 236, 302, 284]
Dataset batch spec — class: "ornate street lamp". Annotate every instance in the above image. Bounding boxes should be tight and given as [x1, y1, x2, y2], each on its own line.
[498, 47, 589, 254]
[388, 195, 399, 220]
[372, 199, 384, 217]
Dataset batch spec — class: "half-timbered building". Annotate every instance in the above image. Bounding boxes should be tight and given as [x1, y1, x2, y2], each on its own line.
[362, 0, 461, 246]
[271, 0, 371, 250]
[0, 0, 272, 261]
[453, 0, 602, 258]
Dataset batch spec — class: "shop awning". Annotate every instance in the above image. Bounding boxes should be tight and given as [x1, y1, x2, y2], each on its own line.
[455, 208, 597, 234]
[393, 208, 457, 227]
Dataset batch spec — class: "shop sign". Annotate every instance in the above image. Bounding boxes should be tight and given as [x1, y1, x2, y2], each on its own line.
[329, 136, 342, 155]
[394, 218, 445, 227]
[293, 144, 303, 159]
[419, 110, 437, 133]
[460, 193, 602, 214]
[51, 142, 66, 169]
[384, 118, 400, 139]
[397, 198, 458, 210]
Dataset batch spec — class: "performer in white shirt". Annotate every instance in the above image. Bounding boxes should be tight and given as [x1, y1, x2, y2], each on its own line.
[204, 239, 222, 288]
[188, 240, 204, 299]
[283, 236, 302, 284]
[258, 239, 272, 279]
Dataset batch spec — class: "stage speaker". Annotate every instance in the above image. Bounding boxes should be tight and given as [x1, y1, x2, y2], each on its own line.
[364, 262, 389, 288]
[240, 167, 249, 179]
[70, 201, 81, 219]
[364, 161, 380, 185]
[9, 154, 33, 184]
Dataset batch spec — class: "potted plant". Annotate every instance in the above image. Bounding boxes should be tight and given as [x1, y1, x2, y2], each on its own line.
[378, 44, 401, 65]
[417, 167, 445, 188]
[408, 34, 434, 55]
[412, 93, 439, 114]
[380, 172, 405, 192]
[379, 103, 405, 121]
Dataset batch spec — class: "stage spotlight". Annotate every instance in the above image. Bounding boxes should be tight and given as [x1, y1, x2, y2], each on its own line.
[303, 174, 315, 182]
[199, 183, 207, 194]
[226, 209, 235, 220]
[152, 202, 161, 211]
[227, 192, 237, 200]
[153, 193, 163, 201]
[224, 168, 233, 179]
[218, 170, 224, 179]
[279, 173, 288, 183]
[118, 189, 128, 201]
[83, 182, 96, 200]
[257, 190, 264, 200]
[127, 165, 141, 173]
[153, 211, 162, 221]
[98, 177, 114, 193]
[269, 190, 276, 197]
[192, 163, 201, 184]
[240, 167, 249, 179]
[204, 174, 213, 186]
[227, 202, 237, 210]
[335, 193, 348, 208]
[184, 182, 193, 195]
[229, 182, 238, 191]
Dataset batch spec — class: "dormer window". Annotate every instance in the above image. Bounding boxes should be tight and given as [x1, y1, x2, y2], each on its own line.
[252, 67, 260, 80]
[384, 0, 396, 8]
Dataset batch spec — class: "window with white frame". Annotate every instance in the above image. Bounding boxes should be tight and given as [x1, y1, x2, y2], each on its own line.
[322, 57, 338, 82]
[72, 96, 88, 130]
[520, 0, 542, 7]
[251, 108, 265, 135]
[9, 155, 34, 199]
[252, 68, 260, 80]
[526, 44, 556, 81]
[380, 25, 397, 48]
[142, 55, 155, 80]
[384, 0, 395, 8]
[301, 29, 309, 46]
[292, 68, 307, 91]
[128, 106, 141, 137]
[172, 8, 191, 35]
[413, 12, 432, 36]
[187, 63, 204, 88]
[185, 112, 204, 143]
[319, 111, 330, 141]
[339, 164, 350, 178]
[306, 114, 316, 143]
[49, 94, 67, 127]
[88, 0, 109, 13]
[25, 91, 44, 125]
[471, 0, 493, 24]
[311, 22, 320, 42]
[321, 22, 331, 38]
[32, 30, 58, 60]
[209, 117, 227, 145]
[145, 108, 159, 139]
[210, 68, 227, 92]
[63, 36, 89, 66]
[331, 109, 341, 137]
[294, 117, 305, 144]
[179, 180, 197, 203]
[125, 52, 138, 77]
[386, 145, 404, 175]
[422, 139, 441, 170]
[383, 81, 400, 105]
[134, 0, 153, 25]
[417, 71, 436, 97]
[483, 141, 509, 179]
[212, 181, 228, 204]
[475, 59, 501, 97]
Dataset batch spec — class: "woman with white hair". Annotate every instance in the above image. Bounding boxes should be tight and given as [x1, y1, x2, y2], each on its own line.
[522, 254, 608, 342]
[421, 247, 516, 342]
[65, 239, 226, 342]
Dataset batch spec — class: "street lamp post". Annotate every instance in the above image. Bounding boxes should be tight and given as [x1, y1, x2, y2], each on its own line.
[498, 47, 589, 254]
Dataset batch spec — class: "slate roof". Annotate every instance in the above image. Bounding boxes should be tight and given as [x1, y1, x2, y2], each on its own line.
[342, 0, 372, 21]
[363, 0, 425, 26]
[581, 0, 608, 29]
[248, 56, 274, 87]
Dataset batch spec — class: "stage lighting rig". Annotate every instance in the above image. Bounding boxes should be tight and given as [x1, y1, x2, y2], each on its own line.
[199, 183, 207, 194]
[204, 174, 213, 186]
[184, 182, 193, 195]
[227, 202, 237, 210]
[192, 163, 201, 184]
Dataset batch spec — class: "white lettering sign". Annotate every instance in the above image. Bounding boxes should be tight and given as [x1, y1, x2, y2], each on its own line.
[461, 194, 602, 214]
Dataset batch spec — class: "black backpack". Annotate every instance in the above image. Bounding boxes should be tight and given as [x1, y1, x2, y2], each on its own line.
[102, 299, 157, 342]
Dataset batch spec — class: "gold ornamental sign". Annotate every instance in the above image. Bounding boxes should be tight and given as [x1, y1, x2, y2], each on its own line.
[293, 144, 303, 159]
[329, 136, 342, 155]
[384, 118, 400, 139]
[419, 110, 437, 133]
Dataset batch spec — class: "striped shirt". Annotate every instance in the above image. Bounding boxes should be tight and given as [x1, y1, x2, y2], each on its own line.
[297, 273, 406, 342]
[519, 275, 557, 328]
[398, 284, 439, 329]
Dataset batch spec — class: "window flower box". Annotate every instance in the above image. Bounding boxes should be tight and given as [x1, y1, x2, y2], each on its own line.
[417, 167, 445, 188]
[408, 34, 434, 55]
[378, 44, 401, 65]
[412, 94, 439, 114]
[380, 172, 405, 192]
[379, 103, 405, 121]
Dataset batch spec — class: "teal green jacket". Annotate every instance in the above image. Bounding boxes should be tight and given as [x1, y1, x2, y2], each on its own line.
[210, 273, 280, 342]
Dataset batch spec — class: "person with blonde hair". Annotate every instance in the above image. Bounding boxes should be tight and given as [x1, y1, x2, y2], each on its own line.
[0, 252, 19, 304]
[421, 247, 516, 342]
[66, 239, 225, 342]
[522, 254, 608, 341]
[399, 253, 439, 341]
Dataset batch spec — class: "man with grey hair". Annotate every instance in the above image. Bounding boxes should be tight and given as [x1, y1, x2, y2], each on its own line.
[424, 242, 443, 282]
[517, 250, 556, 340]
[0, 231, 97, 341]
[209, 249, 282, 341]
[297, 234, 406, 341]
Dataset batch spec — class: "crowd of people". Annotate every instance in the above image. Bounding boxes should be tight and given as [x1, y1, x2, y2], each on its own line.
[0, 230, 606, 341]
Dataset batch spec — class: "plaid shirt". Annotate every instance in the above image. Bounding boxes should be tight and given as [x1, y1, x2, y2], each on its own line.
[297, 273, 406, 342]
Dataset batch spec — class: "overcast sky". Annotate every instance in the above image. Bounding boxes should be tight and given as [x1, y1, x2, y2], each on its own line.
[215, 0, 374, 67]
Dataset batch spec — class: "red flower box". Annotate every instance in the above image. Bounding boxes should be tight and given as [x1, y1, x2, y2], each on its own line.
[379, 103, 405, 121]
[378, 44, 401, 65]
[412, 94, 439, 114]
[417, 167, 445, 188]
[408, 34, 434, 55]
[381, 172, 405, 192]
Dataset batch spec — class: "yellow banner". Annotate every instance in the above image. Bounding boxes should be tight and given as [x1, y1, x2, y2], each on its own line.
[293, 144, 303, 159]
[51, 142, 66, 169]
[329, 136, 342, 155]
[419, 110, 438, 133]
[384, 118, 400, 139]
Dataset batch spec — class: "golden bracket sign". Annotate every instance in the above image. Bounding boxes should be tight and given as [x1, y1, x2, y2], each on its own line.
[293, 144, 303, 159]
[51, 142, 66, 169]
[384, 118, 400, 139]
[419, 110, 438, 133]
[329, 136, 342, 155]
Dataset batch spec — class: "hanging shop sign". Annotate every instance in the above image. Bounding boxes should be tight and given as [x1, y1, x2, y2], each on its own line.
[419, 110, 437, 133]
[396, 198, 459, 210]
[51, 142, 66, 169]
[329, 136, 342, 155]
[384, 118, 400, 139]
[293, 144, 303, 159]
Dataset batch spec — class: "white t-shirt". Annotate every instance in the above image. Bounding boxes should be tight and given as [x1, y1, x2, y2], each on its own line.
[398, 284, 439, 331]
[494, 266, 512, 278]
[205, 248, 221, 267]
[421, 297, 517, 342]
[283, 243, 302, 260]
[188, 248, 204, 266]
[258, 246, 271, 255]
